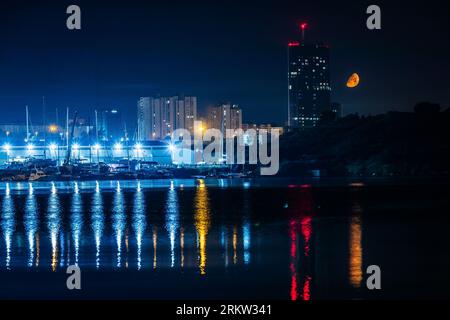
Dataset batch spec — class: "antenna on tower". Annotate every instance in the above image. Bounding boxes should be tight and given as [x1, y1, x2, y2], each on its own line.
[300, 22, 308, 41]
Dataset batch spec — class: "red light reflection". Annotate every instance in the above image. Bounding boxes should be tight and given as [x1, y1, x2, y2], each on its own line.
[288, 187, 314, 301]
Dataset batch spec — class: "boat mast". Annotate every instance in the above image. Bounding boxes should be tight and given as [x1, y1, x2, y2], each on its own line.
[88, 116, 92, 163]
[66, 107, 69, 148]
[42, 96, 47, 159]
[26, 105, 30, 142]
[95, 110, 99, 143]
[64, 111, 78, 165]
[124, 122, 130, 172]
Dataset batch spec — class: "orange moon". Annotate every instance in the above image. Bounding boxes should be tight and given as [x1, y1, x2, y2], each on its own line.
[346, 73, 360, 88]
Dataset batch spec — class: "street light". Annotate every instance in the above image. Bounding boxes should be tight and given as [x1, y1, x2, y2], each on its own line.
[134, 143, 142, 159]
[2, 144, 11, 162]
[114, 143, 123, 151]
[49, 124, 58, 133]
[168, 143, 176, 163]
[72, 143, 80, 160]
[27, 144, 34, 154]
[49, 143, 59, 164]
[93, 144, 101, 163]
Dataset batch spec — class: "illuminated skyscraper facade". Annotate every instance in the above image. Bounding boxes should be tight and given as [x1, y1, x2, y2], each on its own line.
[206, 103, 242, 131]
[137, 96, 197, 141]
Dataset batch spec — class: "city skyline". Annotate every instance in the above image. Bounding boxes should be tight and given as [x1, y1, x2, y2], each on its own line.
[0, 100, 245, 147]
[1, 0, 450, 305]
[1, 1, 449, 127]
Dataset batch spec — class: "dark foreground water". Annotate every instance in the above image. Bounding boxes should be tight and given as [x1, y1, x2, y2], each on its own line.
[0, 178, 449, 300]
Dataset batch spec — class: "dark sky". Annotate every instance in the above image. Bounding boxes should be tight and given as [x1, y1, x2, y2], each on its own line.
[1, 0, 449, 128]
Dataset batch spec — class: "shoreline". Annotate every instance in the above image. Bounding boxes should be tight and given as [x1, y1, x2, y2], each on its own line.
[1, 176, 450, 193]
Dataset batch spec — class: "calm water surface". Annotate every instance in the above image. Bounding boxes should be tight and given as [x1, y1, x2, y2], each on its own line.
[0, 179, 449, 299]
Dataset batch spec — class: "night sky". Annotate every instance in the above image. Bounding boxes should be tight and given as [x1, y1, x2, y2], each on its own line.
[1, 0, 449, 128]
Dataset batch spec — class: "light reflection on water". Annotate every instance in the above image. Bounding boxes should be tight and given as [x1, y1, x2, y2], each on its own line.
[133, 181, 146, 270]
[242, 189, 251, 265]
[287, 187, 313, 301]
[165, 181, 179, 268]
[1, 183, 14, 270]
[91, 181, 104, 269]
[48, 182, 61, 272]
[113, 181, 125, 268]
[349, 189, 363, 289]
[194, 180, 210, 275]
[25, 183, 38, 267]
[0, 179, 378, 299]
[71, 182, 83, 266]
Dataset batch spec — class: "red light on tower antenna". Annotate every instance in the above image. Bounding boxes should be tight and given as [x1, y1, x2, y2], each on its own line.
[300, 22, 308, 41]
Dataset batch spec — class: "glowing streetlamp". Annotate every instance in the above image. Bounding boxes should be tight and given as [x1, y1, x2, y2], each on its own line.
[48, 124, 58, 133]
[134, 143, 142, 159]
[49, 143, 59, 164]
[3, 144, 11, 152]
[2, 144, 11, 162]
[3, 144, 11, 154]
[93, 144, 101, 163]
[114, 143, 123, 151]
[168, 143, 176, 162]
[27, 144, 34, 154]
[72, 143, 80, 160]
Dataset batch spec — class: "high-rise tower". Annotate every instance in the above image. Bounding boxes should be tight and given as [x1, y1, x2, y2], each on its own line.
[288, 24, 331, 129]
